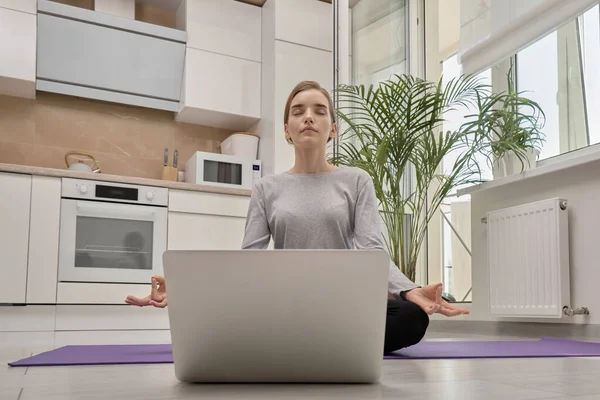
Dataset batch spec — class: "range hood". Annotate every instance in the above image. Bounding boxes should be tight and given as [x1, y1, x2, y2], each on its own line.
[36, 0, 186, 112]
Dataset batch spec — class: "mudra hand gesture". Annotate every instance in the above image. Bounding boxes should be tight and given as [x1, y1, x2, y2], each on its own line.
[404, 283, 469, 317]
[125, 276, 167, 308]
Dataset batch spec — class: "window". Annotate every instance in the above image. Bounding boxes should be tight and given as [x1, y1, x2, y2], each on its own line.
[436, 54, 491, 302]
[440, 54, 493, 185]
[516, 4, 600, 161]
[430, 6, 599, 302]
[350, 0, 409, 86]
[516, 32, 561, 160]
[581, 5, 600, 146]
[334, 0, 426, 284]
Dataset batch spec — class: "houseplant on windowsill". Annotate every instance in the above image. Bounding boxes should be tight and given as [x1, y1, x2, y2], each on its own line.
[329, 74, 489, 282]
[464, 65, 546, 179]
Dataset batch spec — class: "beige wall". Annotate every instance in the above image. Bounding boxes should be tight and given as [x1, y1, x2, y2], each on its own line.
[0, 93, 233, 179]
[438, 0, 460, 60]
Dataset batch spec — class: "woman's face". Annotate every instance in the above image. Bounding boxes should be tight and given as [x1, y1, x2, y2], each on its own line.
[285, 89, 336, 149]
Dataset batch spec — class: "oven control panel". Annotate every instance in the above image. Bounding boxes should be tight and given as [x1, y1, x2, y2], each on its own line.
[61, 178, 169, 206]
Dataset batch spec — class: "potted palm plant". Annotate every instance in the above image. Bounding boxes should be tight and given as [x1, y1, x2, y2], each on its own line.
[463, 64, 546, 179]
[329, 74, 489, 282]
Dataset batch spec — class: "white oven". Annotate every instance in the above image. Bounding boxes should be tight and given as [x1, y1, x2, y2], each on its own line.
[184, 151, 261, 190]
[58, 178, 168, 284]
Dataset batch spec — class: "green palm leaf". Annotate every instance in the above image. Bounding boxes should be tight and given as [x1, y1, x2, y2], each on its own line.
[330, 73, 489, 281]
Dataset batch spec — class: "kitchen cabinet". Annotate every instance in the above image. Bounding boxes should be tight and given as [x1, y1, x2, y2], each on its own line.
[26, 176, 61, 304]
[0, 0, 36, 14]
[36, 0, 186, 112]
[168, 188, 251, 216]
[168, 212, 247, 250]
[184, 0, 261, 62]
[0, 172, 32, 304]
[173, 0, 261, 130]
[167, 189, 250, 250]
[0, 7, 36, 98]
[275, 0, 332, 52]
[176, 47, 261, 130]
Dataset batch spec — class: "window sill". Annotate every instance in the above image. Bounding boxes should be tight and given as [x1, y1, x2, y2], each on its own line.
[457, 143, 600, 197]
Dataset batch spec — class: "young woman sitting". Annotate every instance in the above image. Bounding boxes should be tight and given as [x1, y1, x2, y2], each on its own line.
[125, 81, 469, 353]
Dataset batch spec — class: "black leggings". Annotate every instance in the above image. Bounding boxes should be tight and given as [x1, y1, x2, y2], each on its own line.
[384, 298, 430, 354]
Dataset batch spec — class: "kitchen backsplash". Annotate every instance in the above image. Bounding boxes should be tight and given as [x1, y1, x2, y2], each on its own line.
[0, 93, 234, 179]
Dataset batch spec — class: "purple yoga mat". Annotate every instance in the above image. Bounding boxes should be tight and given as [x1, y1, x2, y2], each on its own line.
[9, 337, 600, 367]
[384, 337, 600, 359]
[8, 344, 173, 367]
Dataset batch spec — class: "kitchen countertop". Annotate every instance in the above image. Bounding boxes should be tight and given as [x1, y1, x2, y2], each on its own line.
[0, 163, 253, 197]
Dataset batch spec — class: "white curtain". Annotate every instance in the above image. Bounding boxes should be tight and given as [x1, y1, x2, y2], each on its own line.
[458, 0, 599, 75]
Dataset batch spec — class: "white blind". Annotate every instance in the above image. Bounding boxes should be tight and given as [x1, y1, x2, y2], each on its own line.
[458, 0, 599, 75]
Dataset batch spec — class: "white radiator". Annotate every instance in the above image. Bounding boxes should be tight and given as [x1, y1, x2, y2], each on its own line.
[487, 198, 570, 318]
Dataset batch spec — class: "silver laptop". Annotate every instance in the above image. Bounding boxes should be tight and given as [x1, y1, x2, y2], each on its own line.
[162, 249, 390, 384]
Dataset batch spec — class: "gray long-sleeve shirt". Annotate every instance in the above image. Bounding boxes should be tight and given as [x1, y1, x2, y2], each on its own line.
[241, 166, 419, 296]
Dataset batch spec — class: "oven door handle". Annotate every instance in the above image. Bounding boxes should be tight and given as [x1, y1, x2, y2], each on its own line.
[76, 202, 157, 221]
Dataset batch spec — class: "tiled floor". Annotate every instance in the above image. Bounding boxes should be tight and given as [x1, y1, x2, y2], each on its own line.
[2, 330, 600, 400]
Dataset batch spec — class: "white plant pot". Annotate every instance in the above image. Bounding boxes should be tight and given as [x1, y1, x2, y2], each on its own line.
[492, 148, 539, 179]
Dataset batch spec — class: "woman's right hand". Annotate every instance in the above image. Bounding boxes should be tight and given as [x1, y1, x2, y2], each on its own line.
[124, 276, 167, 308]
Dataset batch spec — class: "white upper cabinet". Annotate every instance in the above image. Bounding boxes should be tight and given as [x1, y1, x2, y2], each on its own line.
[35, 0, 186, 112]
[274, 0, 332, 52]
[175, 0, 261, 130]
[184, 0, 261, 62]
[177, 47, 261, 130]
[0, 7, 36, 98]
[0, 0, 36, 14]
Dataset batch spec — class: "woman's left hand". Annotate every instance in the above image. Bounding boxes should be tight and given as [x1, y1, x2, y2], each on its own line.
[404, 283, 470, 317]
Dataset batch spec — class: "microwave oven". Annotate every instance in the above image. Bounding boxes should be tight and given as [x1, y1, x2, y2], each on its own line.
[184, 151, 262, 190]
